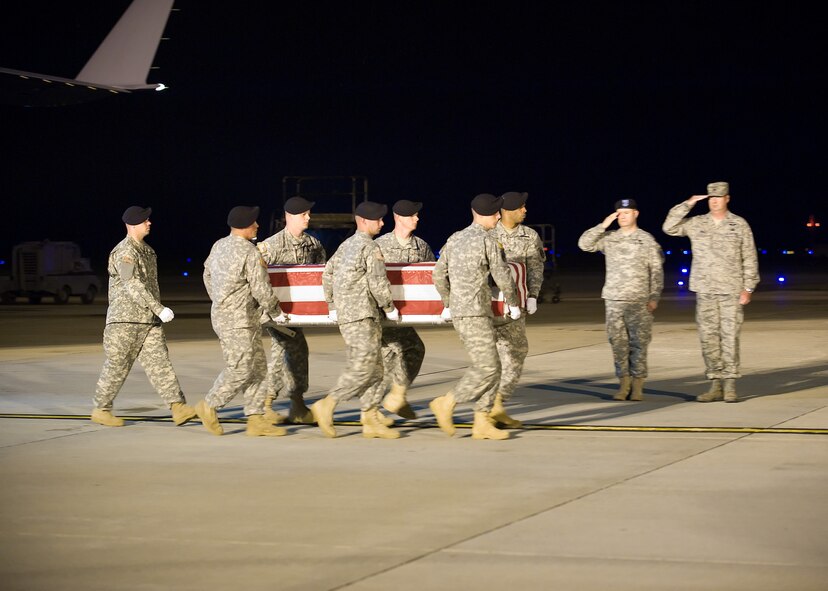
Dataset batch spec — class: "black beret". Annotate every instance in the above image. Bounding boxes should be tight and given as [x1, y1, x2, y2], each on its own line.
[284, 196, 315, 215]
[614, 198, 638, 210]
[354, 201, 388, 220]
[501, 191, 528, 211]
[470, 193, 503, 216]
[122, 206, 152, 225]
[227, 205, 260, 229]
[393, 199, 423, 216]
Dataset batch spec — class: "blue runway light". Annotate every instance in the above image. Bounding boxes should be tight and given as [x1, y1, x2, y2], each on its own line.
[681, 268, 688, 274]
[665, 250, 672, 255]
[677, 280, 685, 286]
[760, 249, 767, 255]
[682, 250, 689, 255]
[186, 257, 192, 263]
[807, 249, 814, 255]
[182, 271, 189, 277]
[777, 276, 786, 283]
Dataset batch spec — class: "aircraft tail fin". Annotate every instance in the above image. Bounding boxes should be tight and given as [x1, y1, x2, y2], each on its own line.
[76, 0, 175, 89]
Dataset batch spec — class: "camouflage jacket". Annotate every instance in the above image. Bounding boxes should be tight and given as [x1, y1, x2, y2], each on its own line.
[662, 203, 760, 295]
[105, 236, 165, 324]
[492, 221, 546, 298]
[433, 222, 519, 318]
[203, 234, 282, 329]
[322, 231, 394, 323]
[374, 232, 436, 263]
[257, 228, 326, 265]
[578, 225, 664, 302]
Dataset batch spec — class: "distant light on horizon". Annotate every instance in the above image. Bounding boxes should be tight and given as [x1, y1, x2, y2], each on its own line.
[777, 276, 786, 283]
[665, 250, 672, 255]
[682, 250, 689, 255]
[677, 280, 685, 286]
[760, 249, 768, 255]
[680, 268, 688, 274]
[182, 271, 189, 277]
[186, 257, 192, 263]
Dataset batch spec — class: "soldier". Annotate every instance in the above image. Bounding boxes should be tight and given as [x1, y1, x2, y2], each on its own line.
[312, 201, 401, 439]
[578, 198, 664, 400]
[92, 206, 197, 427]
[430, 194, 521, 440]
[195, 206, 289, 437]
[663, 182, 759, 402]
[490, 191, 546, 426]
[367, 199, 436, 422]
[257, 196, 326, 425]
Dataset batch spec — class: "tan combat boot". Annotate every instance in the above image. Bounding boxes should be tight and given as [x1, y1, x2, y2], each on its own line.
[696, 379, 724, 402]
[171, 402, 197, 426]
[246, 414, 288, 437]
[429, 393, 457, 436]
[723, 379, 738, 403]
[489, 392, 523, 428]
[629, 378, 645, 401]
[195, 400, 224, 435]
[263, 395, 287, 424]
[375, 409, 394, 427]
[382, 383, 417, 419]
[614, 376, 632, 401]
[361, 408, 401, 439]
[471, 411, 510, 440]
[91, 408, 124, 427]
[287, 394, 315, 424]
[311, 395, 338, 438]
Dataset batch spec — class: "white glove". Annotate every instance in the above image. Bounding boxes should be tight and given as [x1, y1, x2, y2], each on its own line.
[385, 307, 400, 322]
[272, 312, 288, 325]
[526, 297, 538, 315]
[440, 307, 452, 321]
[508, 305, 521, 320]
[328, 309, 338, 322]
[158, 307, 174, 323]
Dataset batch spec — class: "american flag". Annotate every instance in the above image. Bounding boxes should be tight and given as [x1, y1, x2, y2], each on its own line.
[267, 262, 527, 326]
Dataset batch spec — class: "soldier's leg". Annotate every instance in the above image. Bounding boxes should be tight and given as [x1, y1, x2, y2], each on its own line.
[137, 325, 185, 405]
[330, 319, 384, 403]
[695, 294, 724, 379]
[380, 327, 420, 419]
[264, 326, 286, 400]
[205, 327, 260, 410]
[627, 301, 653, 379]
[241, 331, 270, 416]
[605, 300, 630, 379]
[93, 323, 150, 410]
[719, 295, 743, 379]
[493, 317, 528, 402]
[452, 317, 501, 412]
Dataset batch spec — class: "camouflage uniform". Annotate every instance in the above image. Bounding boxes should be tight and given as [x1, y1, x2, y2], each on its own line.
[433, 223, 519, 411]
[94, 236, 185, 409]
[663, 203, 759, 378]
[322, 231, 395, 410]
[578, 225, 664, 378]
[257, 229, 326, 404]
[203, 234, 283, 415]
[491, 221, 545, 400]
[362, 232, 436, 401]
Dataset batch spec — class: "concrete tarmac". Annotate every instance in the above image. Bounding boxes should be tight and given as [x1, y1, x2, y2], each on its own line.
[1, 272, 827, 590]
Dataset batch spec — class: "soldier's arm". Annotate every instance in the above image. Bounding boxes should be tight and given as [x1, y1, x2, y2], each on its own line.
[366, 244, 395, 312]
[202, 254, 214, 301]
[740, 223, 760, 293]
[526, 232, 546, 297]
[314, 238, 327, 264]
[119, 250, 164, 316]
[322, 253, 337, 308]
[662, 200, 699, 237]
[487, 236, 519, 307]
[577, 225, 607, 253]
[247, 249, 282, 316]
[649, 236, 665, 303]
[256, 236, 276, 265]
[432, 244, 450, 305]
[421, 238, 436, 262]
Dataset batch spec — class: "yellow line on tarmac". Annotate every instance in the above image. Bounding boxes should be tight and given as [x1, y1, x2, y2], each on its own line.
[0, 414, 826, 435]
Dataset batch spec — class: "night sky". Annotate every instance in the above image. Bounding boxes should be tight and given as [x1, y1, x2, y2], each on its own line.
[2, 1, 826, 273]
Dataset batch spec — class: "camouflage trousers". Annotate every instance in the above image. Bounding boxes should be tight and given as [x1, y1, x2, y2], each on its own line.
[264, 326, 309, 402]
[451, 316, 501, 412]
[494, 316, 528, 401]
[206, 326, 268, 415]
[605, 300, 653, 378]
[330, 318, 384, 411]
[94, 322, 184, 409]
[363, 326, 426, 401]
[696, 293, 743, 379]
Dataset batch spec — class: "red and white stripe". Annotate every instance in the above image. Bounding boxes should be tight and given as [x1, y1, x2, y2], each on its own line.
[267, 262, 527, 326]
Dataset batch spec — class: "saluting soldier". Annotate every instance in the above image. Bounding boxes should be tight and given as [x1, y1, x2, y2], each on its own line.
[196, 206, 288, 437]
[257, 196, 326, 425]
[312, 201, 401, 439]
[490, 191, 546, 427]
[367, 199, 436, 422]
[663, 181, 759, 402]
[92, 206, 197, 427]
[430, 193, 521, 440]
[579, 198, 664, 400]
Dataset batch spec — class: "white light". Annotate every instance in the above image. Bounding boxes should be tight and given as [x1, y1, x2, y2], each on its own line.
[155, 83, 168, 91]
